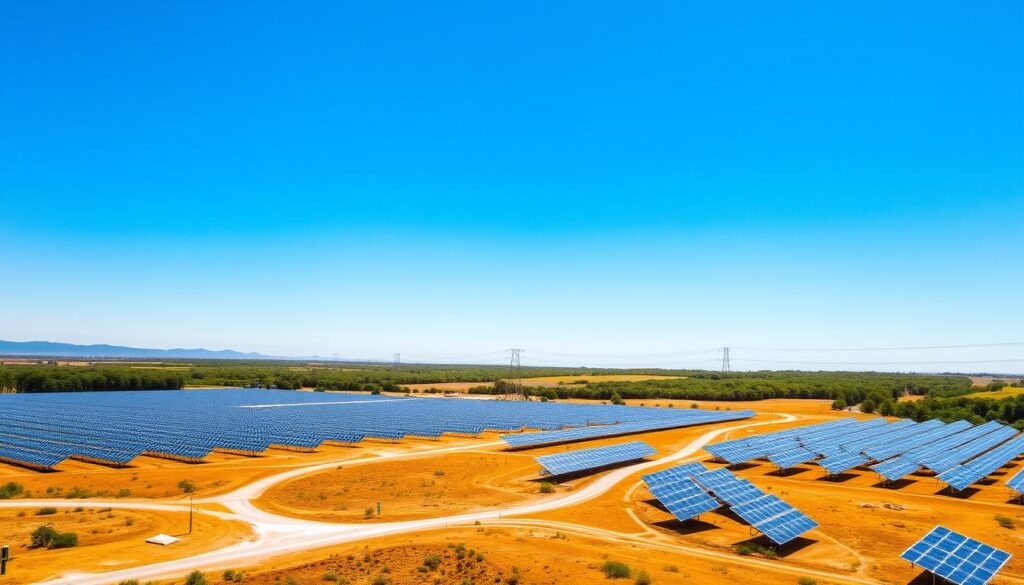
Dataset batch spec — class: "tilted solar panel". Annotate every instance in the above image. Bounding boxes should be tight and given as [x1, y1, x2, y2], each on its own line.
[648, 477, 720, 520]
[818, 451, 868, 475]
[870, 456, 922, 482]
[535, 441, 656, 476]
[901, 526, 1011, 585]
[642, 462, 708, 488]
[730, 494, 817, 545]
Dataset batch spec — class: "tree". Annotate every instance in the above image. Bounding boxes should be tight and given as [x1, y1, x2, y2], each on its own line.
[30, 524, 58, 547]
[610, 392, 624, 405]
[184, 571, 207, 585]
[861, 399, 876, 414]
[831, 397, 847, 410]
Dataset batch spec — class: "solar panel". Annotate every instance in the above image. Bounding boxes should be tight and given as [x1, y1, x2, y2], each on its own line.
[818, 451, 868, 475]
[535, 441, 657, 476]
[642, 462, 708, 488]
[690, 468, 765, 506]
[647, 477, 720, 520]
[730, 494, 818, 545]
[767, 447, 818, 469]
[870, 456, 922, 482]
[1008, 468, 1024, 494]
[901, 526, 1011, 585]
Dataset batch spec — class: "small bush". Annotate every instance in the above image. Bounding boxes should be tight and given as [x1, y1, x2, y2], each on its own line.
[30, 524, 59, 547]
[995, 515, 1015, 529]
[423, 553, 443, 570]
[364, 507, 375, 519]
[0, 482, 25, 499]
[184, 571, 208, 585]
[117, 488, 132, 498]
[36, 507, 58, 516]
[663, 565, 679, 573]
[119, 580, 140, 585]
[602, 560, 631, 579]
[539, 482, 555, 494]
[178, 480, 197, 494]
[634, 570, 652, 585]
[798, 579, 817, 585]
[223, 569, 236, 581]
[49, 532, 78, 549]
[371, 576, 389, 585]
[322, 571, 339, 582]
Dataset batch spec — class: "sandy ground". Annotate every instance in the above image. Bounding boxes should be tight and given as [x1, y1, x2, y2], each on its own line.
[0, 506, 250, 584]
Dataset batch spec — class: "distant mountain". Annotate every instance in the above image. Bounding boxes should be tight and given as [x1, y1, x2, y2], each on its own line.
[0, 340, 274, 360]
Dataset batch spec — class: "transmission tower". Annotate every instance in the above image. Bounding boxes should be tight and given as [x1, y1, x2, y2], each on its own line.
[393, 353, 401, 373]
[721, 347, 731, 373]
[504, 348, 526, 400]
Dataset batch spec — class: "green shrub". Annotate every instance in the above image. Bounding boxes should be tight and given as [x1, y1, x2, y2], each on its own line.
[36, 507, 58, 515]
[184, 571, 208, 585]
[634, 570, 652, 585]
[423, 553, 442, 570]
[178, 480, 197, 494]
[49, 532, 78, 549]
[539, 482, 555, 494]
[602, 560, 631, 579]
[30, 524, 59, 547]
[0, 482, 25, 499]
[322, 571, 339, 582]
[798, 579, 817, 585]
[223, 569, 236, 581]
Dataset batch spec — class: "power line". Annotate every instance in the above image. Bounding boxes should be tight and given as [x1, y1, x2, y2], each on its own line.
[733, 342, 1024, 352]
[733, 357, 1024, 365]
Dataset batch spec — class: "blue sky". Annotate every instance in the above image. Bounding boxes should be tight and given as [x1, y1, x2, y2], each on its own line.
[1, 2, 1022, 371]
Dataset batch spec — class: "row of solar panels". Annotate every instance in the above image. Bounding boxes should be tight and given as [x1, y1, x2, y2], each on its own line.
[502, 408, 754, 448]
[0, 389, 727, 470]
[706, 417, 1024, 492]
[641, 461, 817, 545]
[535, 441, 657, 476]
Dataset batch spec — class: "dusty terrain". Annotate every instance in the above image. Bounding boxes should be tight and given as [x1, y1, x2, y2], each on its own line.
[0, 506, 250, 584]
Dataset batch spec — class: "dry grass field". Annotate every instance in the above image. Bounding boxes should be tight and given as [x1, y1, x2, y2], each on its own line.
[1, 398, 1022, 585]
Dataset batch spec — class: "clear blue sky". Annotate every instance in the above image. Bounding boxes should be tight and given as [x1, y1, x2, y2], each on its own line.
[1, 2, 1022, 371]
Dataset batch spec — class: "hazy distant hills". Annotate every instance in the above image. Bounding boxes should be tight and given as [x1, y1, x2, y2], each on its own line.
[0, 340, 273, 360]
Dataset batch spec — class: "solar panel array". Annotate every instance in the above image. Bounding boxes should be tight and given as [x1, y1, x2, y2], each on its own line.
[640, 462, 816, 543]
[708, 415, 1024, 489]
[535, 441, 656, 476]
[0, 390, 733, 470]
[901, 526, 1011, 585]
[937, 435, 1024, 491]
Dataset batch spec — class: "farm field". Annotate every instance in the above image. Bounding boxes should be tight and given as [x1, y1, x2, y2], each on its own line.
[0, 391, 1022, 585]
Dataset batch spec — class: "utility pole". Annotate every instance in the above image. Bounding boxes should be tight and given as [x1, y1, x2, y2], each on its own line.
[188, 494, 193, 535]
[505, 349, 525, 400]
[721, 347, 731, 373]
[1, 544, 9, 576]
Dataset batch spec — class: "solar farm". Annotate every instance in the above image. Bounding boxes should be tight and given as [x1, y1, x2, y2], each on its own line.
[1, 391, 1023, 585]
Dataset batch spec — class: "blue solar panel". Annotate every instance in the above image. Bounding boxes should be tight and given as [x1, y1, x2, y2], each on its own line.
[818, 451, 868, 475]
[767, 447, 818, 469]
[730, 494, 818, 545]
[642, 462, 708, 488]
[647, 477, 720, 520]
[535, 441, 657, 476]
[901, 526, 1011, 585]
[870, 456, 921, 482]
[1008, 468, 1024, 494]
